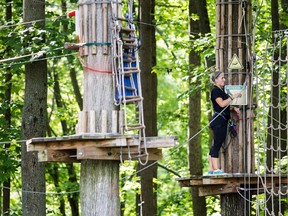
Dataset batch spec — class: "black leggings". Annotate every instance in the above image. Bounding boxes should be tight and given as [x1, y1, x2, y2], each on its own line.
[209, 124, 227, 158]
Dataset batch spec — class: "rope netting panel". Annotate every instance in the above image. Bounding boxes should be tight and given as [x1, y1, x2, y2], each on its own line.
[254, 29, 288, 215]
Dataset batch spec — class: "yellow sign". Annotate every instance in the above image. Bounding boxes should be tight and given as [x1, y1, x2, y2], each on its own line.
[228, 54, 244, 70]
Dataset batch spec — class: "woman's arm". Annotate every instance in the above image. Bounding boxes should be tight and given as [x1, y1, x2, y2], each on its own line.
[215, 93, 242, 108]
[215, 97, 233, 108]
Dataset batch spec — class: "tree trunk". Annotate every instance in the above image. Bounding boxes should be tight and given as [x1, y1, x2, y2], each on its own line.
[49, 61, 80, 215]
[138, 0, 158, 215]
[3, 72, 12, 216]
[66, 164, 79, 216]
[21, 0, 47, 215]
[215, 0, 253, 215]
[78, 1, 120, 215]
[48, 164, 66, 215]
[221, 194, 250, 216]
[2, 1, 12, 215]
[266, 0, 282, 214]
[188, 0, 210, 215]
[70, 67, 83, 110]
[58, 2, 82, 212]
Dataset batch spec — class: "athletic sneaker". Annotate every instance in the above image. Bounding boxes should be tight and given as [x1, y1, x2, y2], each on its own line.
[204, 171, 214, 176]
[213, 169, 226, 175]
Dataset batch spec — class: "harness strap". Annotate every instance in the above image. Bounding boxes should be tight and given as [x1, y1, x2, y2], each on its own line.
[214, 112, 227, 121]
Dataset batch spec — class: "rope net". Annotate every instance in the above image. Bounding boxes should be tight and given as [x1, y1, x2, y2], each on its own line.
[254, 29, 288, 215]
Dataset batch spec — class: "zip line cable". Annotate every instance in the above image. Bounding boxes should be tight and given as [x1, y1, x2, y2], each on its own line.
[0, 97, 236, 195]
[0, 52, 77, 69]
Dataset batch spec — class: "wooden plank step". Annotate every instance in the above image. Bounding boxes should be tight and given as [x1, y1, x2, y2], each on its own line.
[123, 97, 142, 103]
[124, 86, 137, 91]
[124, 125, 145, 131]
[121, 70, 140, 75]
[123, 43, 138, 48]
[115, 17, 129, 22]
[123, 53, 136, 59]
[124, 95, 141, 99]
[122, 37, 136, 42]
[123, 58, 134, 63]
[123, 67, 138, 70]
[121, 27, 135, 33]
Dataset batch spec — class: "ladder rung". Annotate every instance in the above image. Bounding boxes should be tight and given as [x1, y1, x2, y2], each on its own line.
[125, 125, 145, 131]
[123, 53, 136, 60]
[123, 97, 142, 103]
[116, 17, 129, 22]
[122, 37, 136, 42]
[123, 58, 134, 63]
[125, 95, 141, 99]
[121, 27, 135, 33]
[124, 86, 137, 91]
[123, 67, 138, 70]
[122, 70, 140, 74]
[123, 43, 138, 48]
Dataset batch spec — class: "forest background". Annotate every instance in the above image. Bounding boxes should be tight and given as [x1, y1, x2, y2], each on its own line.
[0, 0, 285, 215]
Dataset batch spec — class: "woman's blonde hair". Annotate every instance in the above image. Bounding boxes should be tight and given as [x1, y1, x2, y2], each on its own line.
[211, 71, 222, 82]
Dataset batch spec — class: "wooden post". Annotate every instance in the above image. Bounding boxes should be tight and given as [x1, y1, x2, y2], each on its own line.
[78, 1, 120, 215]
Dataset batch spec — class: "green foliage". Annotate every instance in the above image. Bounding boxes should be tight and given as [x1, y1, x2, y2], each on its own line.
[0, 0, 287, 215]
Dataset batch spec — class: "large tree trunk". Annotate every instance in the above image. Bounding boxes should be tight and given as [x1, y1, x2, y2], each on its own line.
[215, 0, 253, 215]
[77, 1, 120, 215]
[188, 0, 211, 215]
[21, 1, 47, 215]
[138, 0, 158, 216]
[266, 0, 284, 214]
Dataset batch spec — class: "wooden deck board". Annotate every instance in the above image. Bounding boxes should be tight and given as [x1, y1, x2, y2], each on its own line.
[27, 133, 177, 162]
[176, 174, 288, 196]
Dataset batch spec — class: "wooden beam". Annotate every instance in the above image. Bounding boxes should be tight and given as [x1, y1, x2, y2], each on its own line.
[27, 135, 177, 151]
[77, 146, 162, 161]
[176, 174, 288, 196]
[38, 149, 78, 162]
[198, 184, 238, 196]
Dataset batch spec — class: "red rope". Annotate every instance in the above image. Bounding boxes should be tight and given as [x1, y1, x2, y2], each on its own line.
[84, 65, 112, 74]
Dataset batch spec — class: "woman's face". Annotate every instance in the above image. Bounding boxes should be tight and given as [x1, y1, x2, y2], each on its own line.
[215, 72, 225, 88]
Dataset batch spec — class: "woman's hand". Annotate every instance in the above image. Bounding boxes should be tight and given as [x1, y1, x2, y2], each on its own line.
[232, 92, 242, 99]
[234, 107, 241, 116]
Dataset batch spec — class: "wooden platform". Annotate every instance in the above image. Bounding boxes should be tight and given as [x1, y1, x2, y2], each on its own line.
[26, 133, 177, 162]
[176, 174, 288, 196]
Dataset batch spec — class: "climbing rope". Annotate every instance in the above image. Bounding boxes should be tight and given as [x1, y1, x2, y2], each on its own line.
[111, 0, 149, 165]
[254, 27, 288, 215]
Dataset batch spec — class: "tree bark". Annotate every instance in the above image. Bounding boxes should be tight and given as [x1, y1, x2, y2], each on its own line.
[138, 0, 158, 216]
[70, 67, 83, 110]
[2, 1, 12, 215]
[49, 61, 80, 215]
[221, 194, 250, 216]
[266, 0, 283, 214]
[188, 0, 208, 215]
[215, 0, 253, 215]
[78, 1, 120, 215]
[48, 164, 66, 215]
[66, 163, 79, 216]
[21, 1, 47, 215]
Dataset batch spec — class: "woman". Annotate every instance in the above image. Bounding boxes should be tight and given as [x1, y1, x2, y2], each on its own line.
[208, 71, 241, 175]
